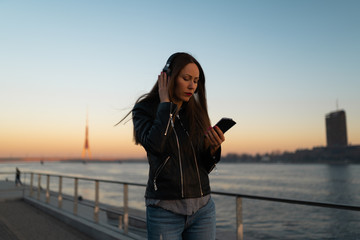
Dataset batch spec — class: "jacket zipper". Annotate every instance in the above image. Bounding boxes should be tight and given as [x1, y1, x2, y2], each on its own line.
[164, 102, 177, 136]
[176, 115, 203, 197]
[153, 156, 170, 191]
[171, 117, 184, 198]
[163, 103, 184, 197]
[164, 112, 172, 136]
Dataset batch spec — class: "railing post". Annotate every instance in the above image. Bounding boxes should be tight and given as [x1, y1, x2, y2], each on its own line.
[94, 180, 99, 223]
[58, 176, 63, 208]
[123, 183, 129, 234]
[74, 178, 78, 215]
[46, 175, 50, 203]
[23, 172, 27, 186]
[30, 173, 34, 197]
[118, 215, 123, 230]
[22, 173, 26, 197]
[236, 196, 243, 240]
[37, 174, 41, 200]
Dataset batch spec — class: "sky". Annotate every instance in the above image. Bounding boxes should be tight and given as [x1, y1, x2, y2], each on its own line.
[1, 0, 359, 159]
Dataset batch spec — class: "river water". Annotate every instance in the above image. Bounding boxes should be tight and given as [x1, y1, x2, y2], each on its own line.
[1, 162, 359, 239]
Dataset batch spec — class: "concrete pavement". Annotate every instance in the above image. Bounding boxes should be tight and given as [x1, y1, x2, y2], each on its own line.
[0, 200, 94, 240]
[0, 180, 145, 240]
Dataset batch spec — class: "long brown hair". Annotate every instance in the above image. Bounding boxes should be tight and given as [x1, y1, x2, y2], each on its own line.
[119, 52, 211, 148]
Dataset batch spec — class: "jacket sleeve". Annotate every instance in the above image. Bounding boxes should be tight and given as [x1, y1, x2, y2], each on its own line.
[201, 146, 221, 173]
[132, 102, 174, 154]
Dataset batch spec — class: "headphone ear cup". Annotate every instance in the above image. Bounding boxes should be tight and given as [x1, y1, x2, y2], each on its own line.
[166, 68, 171, 76]
[162, 65, 171, 75]
[163, 53, 180, 76]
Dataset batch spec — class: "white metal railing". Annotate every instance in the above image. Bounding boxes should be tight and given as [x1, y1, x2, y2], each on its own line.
[2, 171, 360, 240]
[25, 171, 137, 235]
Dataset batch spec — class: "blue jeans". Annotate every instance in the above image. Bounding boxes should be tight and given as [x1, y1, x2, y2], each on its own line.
[146, 198, 216, 240]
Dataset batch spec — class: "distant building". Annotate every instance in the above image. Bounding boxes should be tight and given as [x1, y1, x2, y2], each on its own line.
[325, 110, 347, 148]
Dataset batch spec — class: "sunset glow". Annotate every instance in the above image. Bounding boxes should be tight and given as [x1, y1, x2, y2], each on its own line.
[1, 1, 359, 160]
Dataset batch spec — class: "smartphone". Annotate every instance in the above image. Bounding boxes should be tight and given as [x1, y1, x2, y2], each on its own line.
[214, 118, 236, 134]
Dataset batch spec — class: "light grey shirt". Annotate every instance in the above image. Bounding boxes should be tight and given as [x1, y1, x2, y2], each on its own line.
[146, 195, 211, 216]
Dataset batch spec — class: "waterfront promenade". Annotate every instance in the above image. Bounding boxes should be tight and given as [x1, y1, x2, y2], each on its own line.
[2, 168, 359, 239]
[0, 180, 144, 240]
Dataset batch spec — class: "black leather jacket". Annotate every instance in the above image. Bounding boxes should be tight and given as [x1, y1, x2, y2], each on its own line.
[132, 101, 221, 200]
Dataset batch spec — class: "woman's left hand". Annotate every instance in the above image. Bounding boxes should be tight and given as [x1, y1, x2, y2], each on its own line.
[205, 126, 225, 155]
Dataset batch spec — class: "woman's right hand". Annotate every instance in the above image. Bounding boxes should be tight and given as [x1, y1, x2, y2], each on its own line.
[158, 72, 170, 102]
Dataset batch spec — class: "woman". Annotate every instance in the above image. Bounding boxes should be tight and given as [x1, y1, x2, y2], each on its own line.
[131, 52, 225, 239]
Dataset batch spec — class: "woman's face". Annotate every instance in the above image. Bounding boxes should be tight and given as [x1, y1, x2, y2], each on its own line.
[173, 63, 199, 104]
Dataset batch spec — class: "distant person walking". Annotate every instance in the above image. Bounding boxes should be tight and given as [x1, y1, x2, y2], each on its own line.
[119, 52, 225, 240]
[15, 167, 22, 186]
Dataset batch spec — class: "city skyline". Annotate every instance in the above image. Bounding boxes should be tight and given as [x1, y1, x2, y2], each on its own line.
[1, 1, 359, 159]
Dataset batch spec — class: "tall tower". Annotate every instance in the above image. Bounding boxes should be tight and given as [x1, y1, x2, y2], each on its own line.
[325, 110, 348, 148]
[81, 111, 92, 159]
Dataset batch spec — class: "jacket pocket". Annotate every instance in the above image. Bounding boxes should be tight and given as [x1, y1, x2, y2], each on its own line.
[153, 156, 170, 191]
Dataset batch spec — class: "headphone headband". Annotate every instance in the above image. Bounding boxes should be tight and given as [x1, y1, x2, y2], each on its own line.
[162, 53, 181, 75]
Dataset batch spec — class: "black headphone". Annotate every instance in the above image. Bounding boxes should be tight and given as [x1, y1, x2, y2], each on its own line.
[162, 53, 181, 76]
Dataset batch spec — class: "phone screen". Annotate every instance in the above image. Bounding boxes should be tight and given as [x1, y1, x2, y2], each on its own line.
[215, 118, 236, 133]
